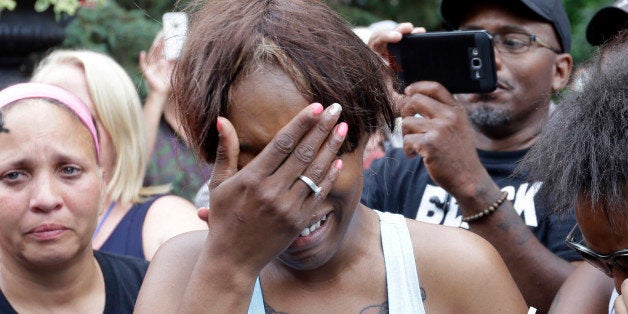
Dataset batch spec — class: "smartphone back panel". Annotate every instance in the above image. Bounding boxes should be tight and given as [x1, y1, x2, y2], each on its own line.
[388, 30, 497, 94]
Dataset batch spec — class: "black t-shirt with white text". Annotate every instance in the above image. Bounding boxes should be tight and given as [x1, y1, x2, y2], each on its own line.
[362, 147, 580, 262]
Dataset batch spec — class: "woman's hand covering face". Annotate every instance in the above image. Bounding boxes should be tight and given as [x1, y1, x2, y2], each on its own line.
[204, 103, 346, 276]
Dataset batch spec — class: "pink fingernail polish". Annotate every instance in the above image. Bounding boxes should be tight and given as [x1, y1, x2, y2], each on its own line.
[216, 118, 223, 133]
[311, 103, 324, 115]
[336, 122, 348, 137]
[335, 159, 343, 170]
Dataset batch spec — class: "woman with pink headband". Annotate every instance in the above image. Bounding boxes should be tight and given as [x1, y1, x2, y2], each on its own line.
[0, 82, 146, 313]
[32, 50, 207, 261]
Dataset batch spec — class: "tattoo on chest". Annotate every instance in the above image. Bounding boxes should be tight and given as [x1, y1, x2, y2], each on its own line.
[263, 301, 390, 314]
[359, 301, 388, 313]
[264, 303, 287, 314]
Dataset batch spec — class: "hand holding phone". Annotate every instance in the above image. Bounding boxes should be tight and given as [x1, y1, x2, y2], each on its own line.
[162, 12, 188, 60]
[387, 30, 497, 94]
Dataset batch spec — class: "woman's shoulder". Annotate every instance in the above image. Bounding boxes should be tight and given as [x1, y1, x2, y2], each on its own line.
[145, 193, 195, 209]
[142, 230, 207, 284]
[143, 194, 205, 225]
[403, 218, 527, 312]
[142, 230, 207, 285]
[135, 231, 207, 313]
[406, 218, 504, 273]
[141, 194, 207, 259]
[151, 230, 207, 264]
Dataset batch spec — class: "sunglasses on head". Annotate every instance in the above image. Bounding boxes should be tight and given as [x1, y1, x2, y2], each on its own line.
[565, 224, 628, 276]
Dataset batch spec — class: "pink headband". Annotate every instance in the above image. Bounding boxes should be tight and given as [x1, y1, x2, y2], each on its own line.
[0, 82, 100, 161]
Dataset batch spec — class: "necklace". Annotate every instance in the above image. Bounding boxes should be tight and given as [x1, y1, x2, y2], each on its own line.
[92, 202, 116, 240]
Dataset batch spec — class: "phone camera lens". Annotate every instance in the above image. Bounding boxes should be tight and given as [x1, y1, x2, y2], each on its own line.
[471, 58, 482, 68]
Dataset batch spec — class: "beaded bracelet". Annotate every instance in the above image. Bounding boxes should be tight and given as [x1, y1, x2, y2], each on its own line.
[461, 191, 509, 223]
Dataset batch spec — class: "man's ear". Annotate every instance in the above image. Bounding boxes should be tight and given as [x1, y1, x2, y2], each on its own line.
[552, 53, 573, 92]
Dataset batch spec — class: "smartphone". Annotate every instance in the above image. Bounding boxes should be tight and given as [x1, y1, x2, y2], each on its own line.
[387, 30, 497, 94]
[162, 12, 188, 60]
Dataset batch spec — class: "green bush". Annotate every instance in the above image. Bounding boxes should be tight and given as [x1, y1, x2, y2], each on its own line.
[62, 0, 613, 96]
[62, 0, 161, 96]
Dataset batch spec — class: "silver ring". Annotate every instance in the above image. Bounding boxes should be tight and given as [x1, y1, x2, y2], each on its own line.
[298, 175, 322, 197]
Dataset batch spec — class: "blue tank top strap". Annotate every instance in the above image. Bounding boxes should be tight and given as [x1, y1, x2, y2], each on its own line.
[98, 195, 163, 260]
[248, 277, 265, 314]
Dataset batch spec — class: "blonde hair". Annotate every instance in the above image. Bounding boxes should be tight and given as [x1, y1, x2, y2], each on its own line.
[32, 50, 166, 203]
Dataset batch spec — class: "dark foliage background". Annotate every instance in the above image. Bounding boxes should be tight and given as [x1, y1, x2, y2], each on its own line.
[60, 0, 611, 95]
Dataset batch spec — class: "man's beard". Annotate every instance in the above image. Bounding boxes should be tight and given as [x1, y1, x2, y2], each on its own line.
[467, 105, 511, 129]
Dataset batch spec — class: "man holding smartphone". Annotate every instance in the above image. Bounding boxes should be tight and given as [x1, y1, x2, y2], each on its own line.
[362, 0, 576, 312]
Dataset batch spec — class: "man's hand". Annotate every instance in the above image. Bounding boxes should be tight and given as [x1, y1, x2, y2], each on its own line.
[400, 81, 489, 199]
[367, 22, 425, 116]
[367, 22, 425, 65]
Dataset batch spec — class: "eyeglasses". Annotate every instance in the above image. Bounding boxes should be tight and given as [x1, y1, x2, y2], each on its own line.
[565, 224, 628, 276]
[492, 32, 561, 54]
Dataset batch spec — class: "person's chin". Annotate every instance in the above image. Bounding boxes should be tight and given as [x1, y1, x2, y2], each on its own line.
[22, 246, 81, 269]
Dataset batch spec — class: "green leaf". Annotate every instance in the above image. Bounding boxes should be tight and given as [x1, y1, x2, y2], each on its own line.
[0, 0, 17, 12]
[34, 0, 51, 12]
